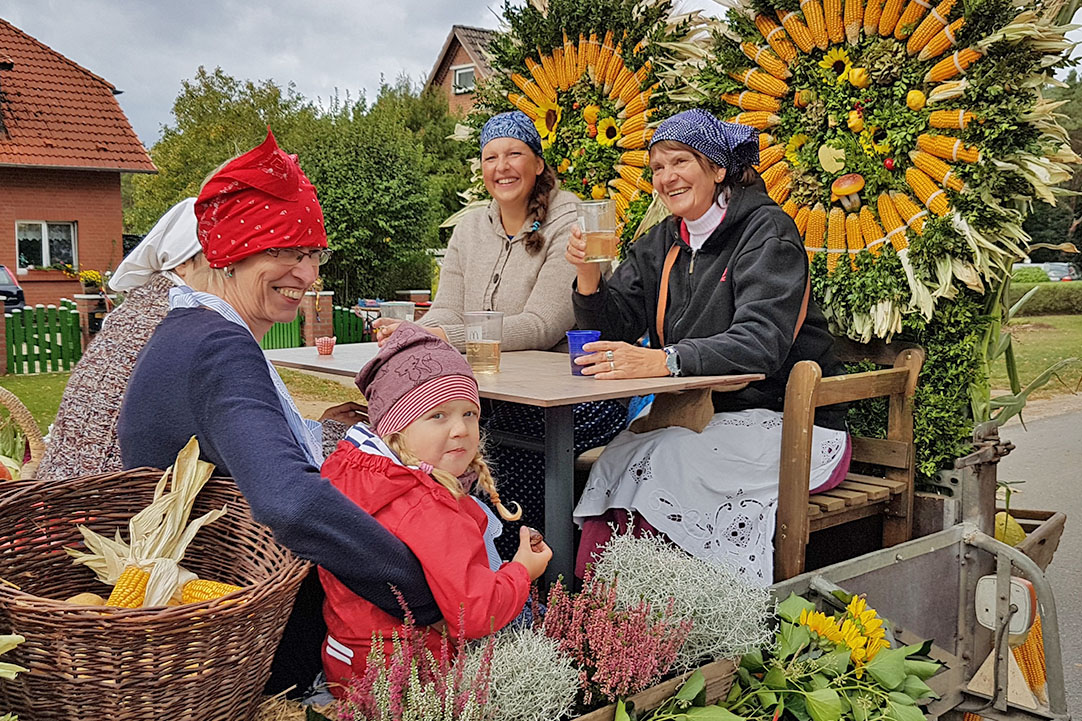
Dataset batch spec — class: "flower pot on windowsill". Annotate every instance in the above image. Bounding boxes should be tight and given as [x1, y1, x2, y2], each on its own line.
[80, 284, 102, 294]
[18, 269, 77, 282]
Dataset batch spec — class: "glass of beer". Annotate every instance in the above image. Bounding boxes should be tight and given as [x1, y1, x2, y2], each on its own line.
[464, 311, 503, 373]
[577, 199, 618, 263]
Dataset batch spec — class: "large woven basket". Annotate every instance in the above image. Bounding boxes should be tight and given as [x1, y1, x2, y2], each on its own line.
[0, 387, 44, 478]
[0, 468, 310, 721]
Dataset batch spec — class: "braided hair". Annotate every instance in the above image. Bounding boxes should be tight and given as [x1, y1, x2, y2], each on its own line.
[383, 433, 523, 522]
[520, 164, 558, 255]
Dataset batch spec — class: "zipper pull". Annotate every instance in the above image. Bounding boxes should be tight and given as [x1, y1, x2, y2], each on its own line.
[689, 249, 696, 275]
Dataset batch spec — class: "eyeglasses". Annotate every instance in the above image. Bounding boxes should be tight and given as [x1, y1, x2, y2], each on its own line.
[264, 247, 333, 266]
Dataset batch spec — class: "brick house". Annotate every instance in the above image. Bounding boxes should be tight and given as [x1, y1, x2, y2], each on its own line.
[0, 18, 156, 307]
[424, 25, 496, 116]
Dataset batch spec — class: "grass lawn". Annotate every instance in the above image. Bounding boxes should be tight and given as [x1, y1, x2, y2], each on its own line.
[990, 315, 1082, 400]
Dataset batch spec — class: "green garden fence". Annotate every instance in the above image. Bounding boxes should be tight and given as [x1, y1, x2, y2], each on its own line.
[333, 306, 371, 343]
[5, 303, 83, 374]
[258, 315, 302, 350]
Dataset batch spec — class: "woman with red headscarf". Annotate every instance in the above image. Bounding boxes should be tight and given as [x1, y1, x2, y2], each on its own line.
[117, 131, 440, 693]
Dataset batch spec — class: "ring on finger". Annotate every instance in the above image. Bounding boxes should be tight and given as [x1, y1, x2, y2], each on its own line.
[605, 350, 615, 361]
[609, 360, 616, 371]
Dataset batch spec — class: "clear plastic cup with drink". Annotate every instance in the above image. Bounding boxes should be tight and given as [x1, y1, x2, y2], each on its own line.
[577, 199, 618, 263]
[379, 301, 415, 321]
[464, 311, 503, 374]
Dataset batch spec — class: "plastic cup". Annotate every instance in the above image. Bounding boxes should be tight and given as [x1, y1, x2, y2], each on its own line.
[567, 330, 602, 376]
[379, 301, 415, 321]
[577, 199, 618, 263]
[464, 311, 504, 373]
[315, 336, 337, 355]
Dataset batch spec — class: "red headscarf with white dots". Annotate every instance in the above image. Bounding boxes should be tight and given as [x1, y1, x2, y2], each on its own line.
[194, 129, 327, 269]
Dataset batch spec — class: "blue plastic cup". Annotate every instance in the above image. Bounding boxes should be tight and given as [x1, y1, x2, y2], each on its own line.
[567, 330, 602, 376]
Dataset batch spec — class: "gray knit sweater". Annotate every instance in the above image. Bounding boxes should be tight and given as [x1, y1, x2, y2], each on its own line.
[421, 189, 580, 351]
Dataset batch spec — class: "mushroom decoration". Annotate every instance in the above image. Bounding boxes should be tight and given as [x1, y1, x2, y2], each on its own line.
[831, 173, 865, 211]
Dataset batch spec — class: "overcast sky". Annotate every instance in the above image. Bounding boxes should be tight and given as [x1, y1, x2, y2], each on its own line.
[3, 0, 1078, 149]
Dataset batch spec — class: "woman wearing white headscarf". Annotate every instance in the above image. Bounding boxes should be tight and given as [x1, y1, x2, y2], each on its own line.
[36, 198, 210, 480]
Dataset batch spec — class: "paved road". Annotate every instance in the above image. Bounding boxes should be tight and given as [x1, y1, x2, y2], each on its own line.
[999, 409, 1082, 714]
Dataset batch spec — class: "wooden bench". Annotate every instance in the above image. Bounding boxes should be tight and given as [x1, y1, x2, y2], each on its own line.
[774, 340, 924, 581]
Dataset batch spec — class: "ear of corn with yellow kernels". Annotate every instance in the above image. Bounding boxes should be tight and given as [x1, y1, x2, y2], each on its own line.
[926, 48, 981, 82]
[878, 0, 906, 36]
[507, 94, 542, 121]
[611, 189, 630, 216]
[864, 0, 883, 36]
[919, 17, 965, 60]
[608, 177, 642, 200]
[877, 193, 909, 251]
[804, 204, 828, 261]
[907, 167, 951, 216]
[620, 109, 653, 135]
[782, 200, 799, 218]
[860, 206, 886, 254]
[795, 205, 811, 236]
[511, 74, 550, 106]
[610, 64, 636, 102]
[907, 0, 955, 54]
[757, 144, 787, 172]
[539, 51, 563, 91]
[551, 48, 567, 90]
[730, 111, 782, 130]
[756, 15, 798, 62]
[525, 58, 556, 99]
[800, 0, 831, 49]
[824, 0, 845, 43]
[603, 51, 625, 94]
[741, 42, 791, 80]
[909, 150, 966, 191]
[844, 0, 864, 44]
[107, 565, 242, 608]
[761, 160, 790, 190]
[620, 150, 649, 167]
[891, 191, 929, 234]
[1011, 615, 1047, 696]
[827, 208, 847, 273]
[845, 212, 864, 268]
[759, 133, 775, 150]
[768, 180, 791, 205]
[723, 91, 781, 113]
[894, 0, 931, 39]
[617, 128, 654, 149]
[181, 578, 244, 605]
[917, 133, 980, 163]
[730, 69, 789, 98]
[929, 109, 974, 129]
[619, 84, 657, 118]
[777, 10, 816, 53]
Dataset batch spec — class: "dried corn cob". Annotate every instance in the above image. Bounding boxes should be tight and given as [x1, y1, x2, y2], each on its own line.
[584, 32, 600, 68]
[604, 51, 625, 94]
[610, 63, 637, 101]
[507, 94, 542, 121]
[551, 47, 567, 90]
[845, 0, 864, 44]
[608, 177, 642, 200]
[800, 0, 830, 49]
[846, 212, 864, 267]
[894, 0, 932, 39]
[595, 31, 616, 84]
[563, 34, 578, 84]
[917, 133, 980, 162]
[617, 128, 654, 149]
[929, 109, 974, 129]
[877, 193, 909, 251]
[619, 84, 657, 117]
[723, 91, 782, 113]
[620, 109, 653, 135]
[795, 205, 811, 236]
[824, 0, 845, 43]
[919, 17, 965, 60]
[1012, 615, 1046, 695]
[730, 68, 790, 98]
[927, 79, 967, 104]
[804, 203, 827, 262]
[759, 132, 775, 150]
[756, 15, 798, 62]
[761, 160, 790, 189]
[782, 199, 799, 218]
[756, 144, 787, 172]
[620, 150, 649, 167]
[768, 181, 791, 205]
[107, 565, 242, 608]
[611, 188, 630, 217]
[879, 0, 906, 35]
[182, 579, 244, 604]
[577, 34, 590, 78]
[907, 167, 950, 216]
[891, 191, 929, 234]
[777, 9, 816, 53]
[860, 206, 887, 254]
[615, 164, 654, 194]
[539, 51, 562, 91]
[827, 207, 846, 273]
[634, 61, 653, 87]
[925, 48, 980, 82]
[864, 0, 883, 36]
[511, 74, 551, 106]
[741, 42, 791, 79]
[910, 150, 966, 191]
[907, 0, 955, 54]
[730, 111, 782, 130]
[525, 57, 557, 99]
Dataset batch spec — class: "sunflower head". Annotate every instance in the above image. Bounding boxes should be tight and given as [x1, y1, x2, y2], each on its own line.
[534, 101, 563, 141]
[819, 47, 852, 85]
[786, 133, 810, 165]
[860, 126, 892, 156]
[597, 117, 621, 147]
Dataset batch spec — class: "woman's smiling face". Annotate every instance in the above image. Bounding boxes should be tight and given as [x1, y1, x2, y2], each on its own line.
[648, 143, 726, 220]
[481, 137, 545, 209]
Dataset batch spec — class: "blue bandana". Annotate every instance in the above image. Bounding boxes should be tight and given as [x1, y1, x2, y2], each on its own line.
[480, 111, 543, 156]
[650, 109, 759, 170]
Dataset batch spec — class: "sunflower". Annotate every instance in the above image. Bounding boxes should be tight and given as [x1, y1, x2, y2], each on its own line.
[597, 117, 621, 147]
[819, 47, 852, 85]
[785, 133, 810, 165]
[859, 126, 892, 156]
[534, 101, 562, 142]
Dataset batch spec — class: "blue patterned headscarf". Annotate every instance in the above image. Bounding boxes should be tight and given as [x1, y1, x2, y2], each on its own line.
[650, 109, 759, 170]
[480, 111, 544, 156]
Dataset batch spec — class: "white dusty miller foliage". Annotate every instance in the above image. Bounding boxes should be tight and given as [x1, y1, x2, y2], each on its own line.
[463, 627, 578, 721]
[591, 532, 775, 671]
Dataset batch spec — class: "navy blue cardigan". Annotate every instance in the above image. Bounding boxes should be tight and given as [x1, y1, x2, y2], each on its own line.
[118, 307, 439, 624]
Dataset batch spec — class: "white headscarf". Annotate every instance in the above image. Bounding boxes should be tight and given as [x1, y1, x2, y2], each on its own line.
[109, 198, 200, 292]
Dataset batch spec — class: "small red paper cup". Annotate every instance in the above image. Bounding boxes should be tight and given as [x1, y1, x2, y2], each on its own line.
[316, 336, 337, 355]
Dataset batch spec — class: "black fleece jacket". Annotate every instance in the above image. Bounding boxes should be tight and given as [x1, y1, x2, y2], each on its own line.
[573, 177, 845, 430]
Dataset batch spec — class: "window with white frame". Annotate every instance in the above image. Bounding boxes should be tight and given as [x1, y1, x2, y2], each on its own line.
[452, 64, 476, 94]
[16, 221, 77, 270]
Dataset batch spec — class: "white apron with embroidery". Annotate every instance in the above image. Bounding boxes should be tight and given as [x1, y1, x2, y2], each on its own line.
[573, 408, 847, 584]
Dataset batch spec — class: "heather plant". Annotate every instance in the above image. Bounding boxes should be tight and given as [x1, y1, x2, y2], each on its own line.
[591, 531, 775, 671]
[541, 575, 693, 707]
[462, 627, 579, 721]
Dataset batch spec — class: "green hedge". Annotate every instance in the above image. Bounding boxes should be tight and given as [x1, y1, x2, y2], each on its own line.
[1011, 267, 1050, 284]
[1009, 282, 1082, 316]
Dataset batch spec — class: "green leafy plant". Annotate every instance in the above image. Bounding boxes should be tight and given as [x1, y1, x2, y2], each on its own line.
[0, 633, 26, 721]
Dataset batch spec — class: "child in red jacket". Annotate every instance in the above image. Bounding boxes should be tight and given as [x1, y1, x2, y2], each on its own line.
[318, 324, 551, 695]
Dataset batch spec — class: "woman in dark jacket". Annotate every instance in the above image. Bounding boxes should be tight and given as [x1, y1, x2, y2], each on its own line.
[565, 109, 850, 584]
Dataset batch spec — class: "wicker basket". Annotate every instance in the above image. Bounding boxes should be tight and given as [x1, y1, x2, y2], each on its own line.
[0, 468, 309, 721]
[0, 387, 44, 478]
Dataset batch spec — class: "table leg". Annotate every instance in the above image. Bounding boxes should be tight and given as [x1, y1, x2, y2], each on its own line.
[543, 405, 576, 588]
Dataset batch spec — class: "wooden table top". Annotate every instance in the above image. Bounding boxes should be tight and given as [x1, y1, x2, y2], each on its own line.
[266, 344, 763, 407]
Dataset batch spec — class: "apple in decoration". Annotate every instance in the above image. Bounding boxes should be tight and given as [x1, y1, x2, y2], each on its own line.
[884, 158, 896, 171]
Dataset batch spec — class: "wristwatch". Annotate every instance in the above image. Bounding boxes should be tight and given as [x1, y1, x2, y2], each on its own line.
[663, 345, 681, 377]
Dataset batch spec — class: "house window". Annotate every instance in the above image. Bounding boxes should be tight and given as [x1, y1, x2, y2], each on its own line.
[452, 65, 476, 95]
[16, 221, 77, 270]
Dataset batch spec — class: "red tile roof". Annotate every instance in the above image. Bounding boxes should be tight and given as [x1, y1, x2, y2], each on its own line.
[425, 25, 497, 89]
[0, 18, 156, 173]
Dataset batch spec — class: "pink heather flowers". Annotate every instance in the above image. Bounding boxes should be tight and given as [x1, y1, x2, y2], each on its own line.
[541, 575, 692, 706]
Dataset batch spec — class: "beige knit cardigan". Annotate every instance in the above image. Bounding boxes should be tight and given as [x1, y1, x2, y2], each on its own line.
[421, 189, 581, 351]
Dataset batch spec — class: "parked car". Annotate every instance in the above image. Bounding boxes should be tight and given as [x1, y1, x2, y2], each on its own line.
[0, 266, 25, 312]
[1041, 262, 1080, 282]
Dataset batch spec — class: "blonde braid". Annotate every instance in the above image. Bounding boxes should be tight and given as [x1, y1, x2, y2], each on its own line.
[469, 451, 522, 521]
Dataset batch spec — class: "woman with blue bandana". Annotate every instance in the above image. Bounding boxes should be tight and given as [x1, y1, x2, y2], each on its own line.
[376, 111, 627, 559]
[567, 109, 850, 584]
